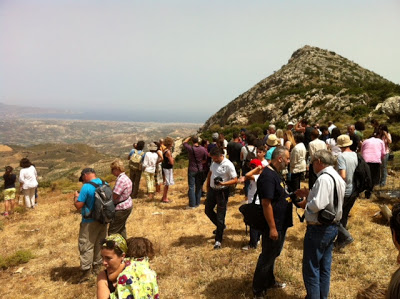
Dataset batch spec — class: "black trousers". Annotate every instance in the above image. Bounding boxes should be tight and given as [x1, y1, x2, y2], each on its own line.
[368, 163, 381, 187]
[205, 187, 229, 243]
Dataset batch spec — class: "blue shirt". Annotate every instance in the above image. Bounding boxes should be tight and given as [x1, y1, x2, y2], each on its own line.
[78, 178, 103, 223]
[265, 147, 276, 160]
[129, 149, 144, 158]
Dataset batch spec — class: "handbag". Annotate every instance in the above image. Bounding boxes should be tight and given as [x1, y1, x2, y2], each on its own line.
[239, 191, 268, 231]
[317, 172, 338, 225]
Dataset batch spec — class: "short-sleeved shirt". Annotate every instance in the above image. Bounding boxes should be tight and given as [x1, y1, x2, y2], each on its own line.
[265, 147, 276, 160]
[78, 177, 103, 223]
[209, 158, 237, 189]
[257, 167, 293, 231]
[142, 152, 159, 173]
[113, 172, 133, 211]
[184, 143, 208, 172]
[337, 151, 358, 197]
[3, 173, 16, 189]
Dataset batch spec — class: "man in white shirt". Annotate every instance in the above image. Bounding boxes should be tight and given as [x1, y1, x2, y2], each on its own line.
[205, 147, 238, 249]
[296, 149, 345, 299]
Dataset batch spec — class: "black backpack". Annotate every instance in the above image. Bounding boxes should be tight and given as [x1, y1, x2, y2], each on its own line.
[244, 146, 257, 170]
[85, 180, 115, 224]
[351, 154, 373, 199]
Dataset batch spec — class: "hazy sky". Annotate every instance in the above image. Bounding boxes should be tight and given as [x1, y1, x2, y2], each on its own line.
[1, 0, 399, 122]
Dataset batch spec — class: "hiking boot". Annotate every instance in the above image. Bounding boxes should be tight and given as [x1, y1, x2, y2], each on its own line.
[213, 241, 221, 250]
[79, 269, 92, 283]
[242, 245, 256, 251]
[335, 237, 354, 250]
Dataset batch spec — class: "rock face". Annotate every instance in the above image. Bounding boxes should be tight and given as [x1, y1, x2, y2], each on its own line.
[381, 96, 400, 117]
[201, 45, 400, 131]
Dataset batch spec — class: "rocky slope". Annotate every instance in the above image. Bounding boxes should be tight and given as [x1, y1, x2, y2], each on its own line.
[202, 45, 400, 130]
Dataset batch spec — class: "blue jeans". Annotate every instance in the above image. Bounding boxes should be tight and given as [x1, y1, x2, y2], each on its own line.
[303, 224, 338, 299]
[380, 153, 389, 186]
[188, 171, 203, 207]
[252, 229, 287, 295]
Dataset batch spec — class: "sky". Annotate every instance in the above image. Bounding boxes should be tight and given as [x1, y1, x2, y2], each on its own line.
[1, 0, 399, 123]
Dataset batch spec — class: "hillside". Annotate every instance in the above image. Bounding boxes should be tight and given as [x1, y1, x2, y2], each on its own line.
[202, 45, 400, 130]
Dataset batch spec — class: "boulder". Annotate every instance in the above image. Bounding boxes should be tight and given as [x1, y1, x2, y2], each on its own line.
[381, 96, 400, 116]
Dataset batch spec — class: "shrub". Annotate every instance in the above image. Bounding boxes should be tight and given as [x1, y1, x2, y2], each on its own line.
[0, 249, 34, 269]
[350, 105, 369, 117]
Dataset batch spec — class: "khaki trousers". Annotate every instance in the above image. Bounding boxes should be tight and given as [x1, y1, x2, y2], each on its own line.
[78, 221, 107, 271]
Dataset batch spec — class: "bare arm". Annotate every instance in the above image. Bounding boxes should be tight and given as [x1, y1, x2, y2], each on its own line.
[97, 271, 111, 299]
[261, 198, 278, 240]
[245, 166, 263, 181]
[74, 191, 84, 210]
[165, 150, 174, 166]
[339, 169, 346, 181]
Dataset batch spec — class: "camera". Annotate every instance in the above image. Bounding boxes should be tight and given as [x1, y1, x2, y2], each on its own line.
[288, 192, 302, 208]
[214, 176, 223, 185]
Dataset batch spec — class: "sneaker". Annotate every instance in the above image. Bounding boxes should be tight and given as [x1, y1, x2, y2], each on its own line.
[268, 282, 287, 289]
[242, 245, 256, 251]
[213, 241, 221, 250]
[335, 237, 354, 250]
[79, 269, 92, 283]
[2, 212, 9, 217]
[184, 206, 196, 210]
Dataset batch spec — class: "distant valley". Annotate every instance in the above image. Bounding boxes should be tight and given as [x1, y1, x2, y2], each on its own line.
[0, 118, 201, 157]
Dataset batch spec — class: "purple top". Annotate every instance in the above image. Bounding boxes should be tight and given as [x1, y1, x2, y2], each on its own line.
[184, 143, 208, 173]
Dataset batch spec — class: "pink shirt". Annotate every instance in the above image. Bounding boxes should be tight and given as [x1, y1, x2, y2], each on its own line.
[361, 137, 385, 164]
[113, 172, 133, 210]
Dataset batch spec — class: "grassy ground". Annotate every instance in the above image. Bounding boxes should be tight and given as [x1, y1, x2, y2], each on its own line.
[0, 168, 398, 298]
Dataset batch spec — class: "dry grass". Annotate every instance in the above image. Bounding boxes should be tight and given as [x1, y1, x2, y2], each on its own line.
[0, 168, 398, 298]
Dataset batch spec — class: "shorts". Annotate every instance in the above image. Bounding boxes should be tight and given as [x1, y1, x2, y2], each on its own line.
[163, 168, 175, 186]
[4, 188, 16, 201]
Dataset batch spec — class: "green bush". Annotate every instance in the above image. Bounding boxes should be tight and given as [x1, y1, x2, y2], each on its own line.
[0, 249, 34, 269]
[350, 105, 370, 117]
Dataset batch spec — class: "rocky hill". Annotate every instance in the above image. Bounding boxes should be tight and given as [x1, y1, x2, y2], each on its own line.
[202, 45, 400, 130]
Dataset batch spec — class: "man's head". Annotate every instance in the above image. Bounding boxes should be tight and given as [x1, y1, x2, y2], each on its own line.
[337, 135, 353, 151]
[268, 124, 276, 134]
[347, 125, 356, 136]
[136, 141, 145, 150]
[191, 135, 199, 144]
[79, 168, 96, 182]
[212, 132, 219, 141]
[287, 121, 294, 130]
[232, 132, 239, 140]
[311, 150, 336, 174]
[249, 159, 262, 169]
[270, 146, 289, 171]
[311, 129, 320, 140]
[210, 146, 224, 164]
[320, 125, 329, 136]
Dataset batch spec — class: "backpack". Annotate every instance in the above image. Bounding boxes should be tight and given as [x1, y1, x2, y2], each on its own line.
[243, 146, 257, 170]
[85, 180, 115, 224]
[351, 154, 373, 199]
[129, 149, 145, 171]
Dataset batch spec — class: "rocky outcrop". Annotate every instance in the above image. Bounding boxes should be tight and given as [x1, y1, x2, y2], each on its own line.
[380, 96, 400, 117]
[201, 46, 400, 131]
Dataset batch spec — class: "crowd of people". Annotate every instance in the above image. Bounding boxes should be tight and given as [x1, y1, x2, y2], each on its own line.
[2, 117, 398, 298]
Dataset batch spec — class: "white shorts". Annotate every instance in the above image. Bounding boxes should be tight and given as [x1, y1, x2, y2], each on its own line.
[163, 168, 175, 186]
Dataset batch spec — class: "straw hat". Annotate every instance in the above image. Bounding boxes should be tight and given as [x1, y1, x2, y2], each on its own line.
[266, 134, 279, 147]
[337, 135, 353, 148]
[148, 142, 158, 151]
